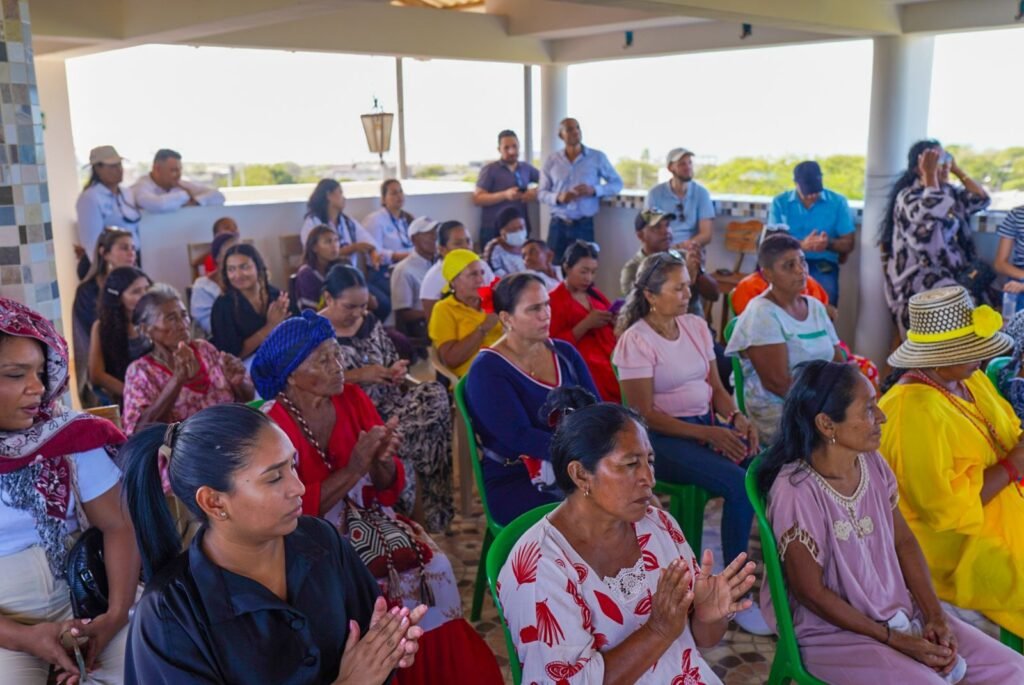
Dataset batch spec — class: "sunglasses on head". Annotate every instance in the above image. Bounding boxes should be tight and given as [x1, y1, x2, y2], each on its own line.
[638, 249, 684, 290]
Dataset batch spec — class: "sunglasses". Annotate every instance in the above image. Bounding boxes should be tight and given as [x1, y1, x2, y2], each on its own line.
[675, 203, 686, 224]
[638, 249, 684, 290]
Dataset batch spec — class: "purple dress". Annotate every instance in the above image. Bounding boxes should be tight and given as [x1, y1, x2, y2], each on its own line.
[762, 451, 1024, 684]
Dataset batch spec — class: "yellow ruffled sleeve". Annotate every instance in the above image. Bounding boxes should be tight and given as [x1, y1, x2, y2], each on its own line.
[879, 385, 986, 536]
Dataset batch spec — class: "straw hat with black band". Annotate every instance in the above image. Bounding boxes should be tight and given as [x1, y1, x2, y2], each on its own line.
[888, 285, 1012, 369]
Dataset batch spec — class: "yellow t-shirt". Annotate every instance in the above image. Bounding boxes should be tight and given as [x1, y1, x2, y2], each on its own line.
[427, 296, 501, 377]
[879, 370, 1024, 635]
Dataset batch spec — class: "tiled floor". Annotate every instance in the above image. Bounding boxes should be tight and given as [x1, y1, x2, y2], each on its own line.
[434, 490, 1001, 685]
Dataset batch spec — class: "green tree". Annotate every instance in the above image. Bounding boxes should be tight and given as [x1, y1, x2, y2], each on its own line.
[616, 148, 659, 189]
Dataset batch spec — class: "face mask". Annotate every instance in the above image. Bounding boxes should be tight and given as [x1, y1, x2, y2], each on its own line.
[505, 230, 527, 247]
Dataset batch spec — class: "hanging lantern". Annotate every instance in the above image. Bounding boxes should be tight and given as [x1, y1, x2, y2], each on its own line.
[360, 97, 394, 165]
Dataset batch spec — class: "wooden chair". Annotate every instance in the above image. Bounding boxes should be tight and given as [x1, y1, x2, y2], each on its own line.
[430, 347, 474, 517]
[84, 404, 122, 430]
[279, 234, 304, 285]
[186, 241, 213, 282]
[712, 220, 763, 341]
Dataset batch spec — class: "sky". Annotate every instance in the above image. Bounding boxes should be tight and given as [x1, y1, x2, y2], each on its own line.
[63, 26, 1024, 169]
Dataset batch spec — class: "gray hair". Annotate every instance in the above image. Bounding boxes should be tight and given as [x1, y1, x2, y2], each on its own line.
[133, 283, 183, 327]
[615, 253, 684, 336]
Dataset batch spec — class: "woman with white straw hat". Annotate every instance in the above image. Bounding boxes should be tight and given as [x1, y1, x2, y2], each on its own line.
[75, 146, 142, 271]
[879, 285, 1024, 640]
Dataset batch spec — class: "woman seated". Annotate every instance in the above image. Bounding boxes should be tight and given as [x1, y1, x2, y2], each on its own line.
[362, 179, 414, 264]
[522, 238, 562, 290]
[72, 228, 137, 403]
[760, 359, 1024, 684]
[0, 297, 139, 685]
[879, 285, 1024, 641]
[120, 403, 426, 684]
[612, 251, 765, 634]
[88, 266, 151, 404]
[210, 243, 290, 361]
[498, 389, 757, 684]
[295, 224, 342, 312]
[484, 207, 527, 277]
[122, 285, 254, 435]
[320, 264, 454, 533]
[250, 313, 502, 685]
[466, 273, 600, 525]
[189, 231, 238, 337]
[549, 240, 619, 402]
[428, 249, 502, 377]
[724, 233, 842, 444]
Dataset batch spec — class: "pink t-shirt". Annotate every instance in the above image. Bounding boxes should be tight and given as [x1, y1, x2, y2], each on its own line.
[612, 314, 714, 418]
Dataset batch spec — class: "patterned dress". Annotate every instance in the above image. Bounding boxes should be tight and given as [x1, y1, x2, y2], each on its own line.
[498, 506, 721, 684]
[337, 314, 454, 532]
[883, 181, 990, 338]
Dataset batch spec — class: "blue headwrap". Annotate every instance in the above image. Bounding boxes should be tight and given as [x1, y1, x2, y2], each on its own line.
[250, 310, 335, 399]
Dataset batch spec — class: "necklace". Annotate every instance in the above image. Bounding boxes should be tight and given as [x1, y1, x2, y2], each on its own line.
[645, 315, 678, 339]
[277, 394, 334, 472]
[905, 371, 1010, 456]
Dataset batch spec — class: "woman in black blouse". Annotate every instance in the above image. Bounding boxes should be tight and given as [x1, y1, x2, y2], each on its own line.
[121, 403, 426, 684]
[210, 243, 290, 359]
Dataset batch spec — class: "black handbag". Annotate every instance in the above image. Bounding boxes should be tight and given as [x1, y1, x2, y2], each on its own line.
[956, 260, 997, 303]
[65, 527, 109, 619]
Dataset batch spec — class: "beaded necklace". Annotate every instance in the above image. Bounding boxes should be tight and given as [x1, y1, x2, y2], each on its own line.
[905, 371, 1011, 457]
[277, 394, 334, 472]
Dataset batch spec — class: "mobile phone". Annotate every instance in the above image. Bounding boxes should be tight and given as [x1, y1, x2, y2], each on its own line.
[609, 299, 625, 315]
[73, 641, 87, 683]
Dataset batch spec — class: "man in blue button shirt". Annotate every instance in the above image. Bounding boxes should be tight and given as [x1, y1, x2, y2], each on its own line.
[538, 117, 623, 260]
[644, 147, 716, 250]
[768, 161, 855, 304]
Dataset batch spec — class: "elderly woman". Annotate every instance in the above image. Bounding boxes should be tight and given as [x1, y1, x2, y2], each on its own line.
[498, 388, 757, 684]
[0, 298, 139, 684]
[725, 233, 842, 444]
[122, 285, 253, 435]
[189, 230, 238, 337]
[879, 285, 1024, 641]
[613, 251, 764, 634]
[295, 224, 342, 312]
[250, 313, 502, 685]
[466, 273, 600, 525]
[320, 264, 454, 532]
[427, 249, 502, 377]
[760, 359, 1024, 683]
[119, 403, 427, 684]
[881, 139, 992, 338]
[549, 239, 619, 402]
[210, 243, 290, 360]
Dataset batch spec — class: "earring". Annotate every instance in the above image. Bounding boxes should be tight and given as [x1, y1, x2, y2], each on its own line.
[829, 434, 837, 445]
[584, 487, 591, 497]
[219, 512, 228, 519]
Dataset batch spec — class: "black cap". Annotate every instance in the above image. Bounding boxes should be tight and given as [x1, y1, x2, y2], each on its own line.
[793, 161, 823, 195]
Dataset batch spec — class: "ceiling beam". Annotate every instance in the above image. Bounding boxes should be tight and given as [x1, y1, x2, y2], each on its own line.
[901, 0, 1024, 33]
[486, 0, 696, 38]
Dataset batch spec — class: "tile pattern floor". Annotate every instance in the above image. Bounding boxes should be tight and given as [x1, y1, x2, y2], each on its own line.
[435, 490, 1001, 685]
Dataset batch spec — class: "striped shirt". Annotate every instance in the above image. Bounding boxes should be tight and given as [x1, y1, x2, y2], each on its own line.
[997, 206, 1024, 269]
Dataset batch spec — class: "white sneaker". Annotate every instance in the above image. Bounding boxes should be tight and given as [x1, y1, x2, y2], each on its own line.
[733, 603, 773, 636]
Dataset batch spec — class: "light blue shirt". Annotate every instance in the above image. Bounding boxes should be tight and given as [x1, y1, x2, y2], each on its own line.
[768, 189, 855, 264]
[74, 183, 142, 250]
[643, 180, 716, 244]
[539, 146, 623, 220]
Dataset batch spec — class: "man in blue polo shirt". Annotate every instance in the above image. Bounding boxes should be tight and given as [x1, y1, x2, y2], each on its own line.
[768, 161, 855, 304]
[473, 129, 540, 246]
[644, 147, 716, 249]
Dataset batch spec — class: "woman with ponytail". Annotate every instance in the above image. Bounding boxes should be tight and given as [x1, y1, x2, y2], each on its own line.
[121, 403, 427, 684]
[758, 360, 1024, 683]
[880, 139, 992, 338]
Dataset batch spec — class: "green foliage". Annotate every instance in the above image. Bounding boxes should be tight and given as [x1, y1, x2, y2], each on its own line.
[616, 148, 659, 189]
[414, 164, 448, 179]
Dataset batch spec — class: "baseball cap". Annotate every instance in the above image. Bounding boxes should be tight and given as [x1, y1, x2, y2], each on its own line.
[666, 147, 694, 164]
[408, 216, 439, 237]
[88, 145, 124, 165]
[793, 161, 823, 195]
[634, 209, 676, 231]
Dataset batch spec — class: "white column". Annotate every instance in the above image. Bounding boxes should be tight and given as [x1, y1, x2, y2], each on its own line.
[395, 57, 408, 180]
[539, 64, 567, 240]
[523, 65, 534, 165]
[855, 35, 935, 366]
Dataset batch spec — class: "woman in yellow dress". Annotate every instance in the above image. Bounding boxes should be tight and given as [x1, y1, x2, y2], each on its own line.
[879, 285, 1024, 637]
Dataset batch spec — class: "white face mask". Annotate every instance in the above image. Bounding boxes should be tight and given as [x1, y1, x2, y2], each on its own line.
[505, 230, 527, 247]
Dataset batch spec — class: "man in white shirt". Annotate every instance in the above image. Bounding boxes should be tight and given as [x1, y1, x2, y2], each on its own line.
[421, 221, 494, 322]
[132, 149, 225, 213]
[391, 217, 438, 340]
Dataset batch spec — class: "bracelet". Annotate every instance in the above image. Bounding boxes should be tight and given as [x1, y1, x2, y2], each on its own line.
[884, 624, 892, 645]
[725, 410, 741, 426]
[998, 458, 1019, 483]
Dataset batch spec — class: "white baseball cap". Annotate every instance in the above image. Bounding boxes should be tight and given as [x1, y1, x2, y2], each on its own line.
[408, 217, 439, 237]
[666, 147, 695, 164]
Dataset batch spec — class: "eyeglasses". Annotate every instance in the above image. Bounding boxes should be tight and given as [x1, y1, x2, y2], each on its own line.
[675, 203, 686, 224]
[637, 249, 684, 290]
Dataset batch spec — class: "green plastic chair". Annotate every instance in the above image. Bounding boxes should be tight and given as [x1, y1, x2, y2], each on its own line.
[485, 503, 559, 685]
[745, 455, 828, 685]
[246, 399, 265, 409]
[986, 356, 1012, 395]
[1001, 627, 1024, 652]
[723, 317, 745, 414]
[613, 363, 713, 552]
[454, 376, 505, 621]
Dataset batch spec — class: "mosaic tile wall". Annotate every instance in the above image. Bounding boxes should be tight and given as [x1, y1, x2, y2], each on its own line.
[0, 1, 60, 330]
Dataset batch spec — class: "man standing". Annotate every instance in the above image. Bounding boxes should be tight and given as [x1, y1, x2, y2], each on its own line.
[644, 147, 715, 250]
[538, 118, 623, 260]
[768, 160, 855, 304]
[132, 148, 225, 212]
[473, 130, 540, 246]
[391, 217, 438, 340]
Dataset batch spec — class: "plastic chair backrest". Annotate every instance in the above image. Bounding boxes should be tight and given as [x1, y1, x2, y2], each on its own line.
[986, 356, 1013, 394]
[247, 399, 265, 409]
[485, 502, 560, 685]
[723, 317, 745, 413]
[454, 376, 502, 537]
[745, 454, 827, 685]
